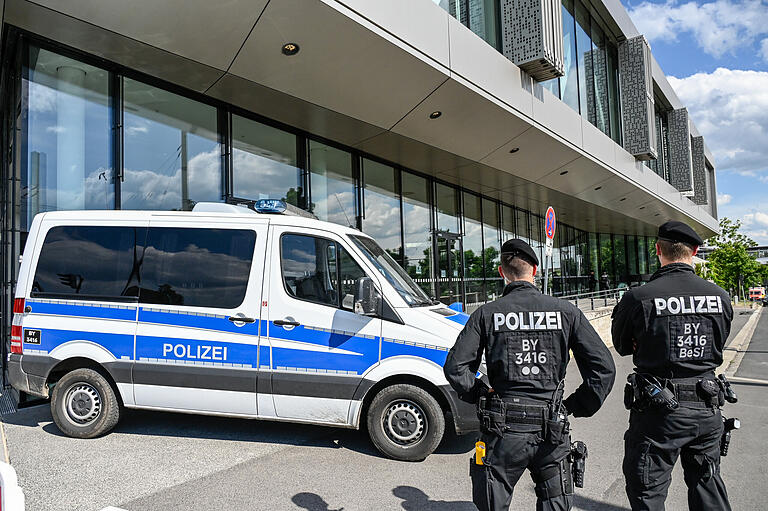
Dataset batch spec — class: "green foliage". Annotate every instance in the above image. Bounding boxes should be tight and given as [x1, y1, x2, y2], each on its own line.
[705, 218, 768, 299]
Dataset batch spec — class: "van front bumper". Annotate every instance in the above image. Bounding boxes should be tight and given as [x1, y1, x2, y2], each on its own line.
[7, 354, 48, 398]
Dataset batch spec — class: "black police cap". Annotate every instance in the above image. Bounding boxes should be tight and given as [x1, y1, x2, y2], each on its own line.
[500, 239, 539, 266]
[657, 220, 703, 247]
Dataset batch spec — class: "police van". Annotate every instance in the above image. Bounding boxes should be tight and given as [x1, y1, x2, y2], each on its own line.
[8, 200, 478, 461]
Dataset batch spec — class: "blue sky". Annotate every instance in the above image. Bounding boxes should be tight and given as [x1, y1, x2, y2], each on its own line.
[621, 0, 768, 243]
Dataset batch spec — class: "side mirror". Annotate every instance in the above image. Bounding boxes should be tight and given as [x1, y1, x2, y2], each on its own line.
[354, 276, 380, 316]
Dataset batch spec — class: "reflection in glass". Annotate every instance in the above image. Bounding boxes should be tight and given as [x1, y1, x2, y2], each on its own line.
[23, 47, 113, 230]
[588, 233, 599, 292]
[434, 0, 499, 50]
[463, 193, 484, 306]
[587, 21, 610, 136]
[501, 205, 516, 243]
[638, 235, 648, 274]
[232, 115, 302, 206]
[122, 78, 221, 211]
[362, 159, 402, 262]
[309, 141, 355, 227]
[435, 183, 460, 234]
[648, 237, 659, 273]
[607, 43, 622, 144]
[560, 0, 579, 113]
[627, 235, 639, 278]
[482, 199, 502, 300]
[599, 233, 614, 289]
[401, 172, 433, 296]
[575, 0, 592, 118]
[614, 234, 627, 285]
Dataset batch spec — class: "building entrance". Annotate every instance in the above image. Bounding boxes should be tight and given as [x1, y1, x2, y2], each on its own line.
[435, 230, 463, 306]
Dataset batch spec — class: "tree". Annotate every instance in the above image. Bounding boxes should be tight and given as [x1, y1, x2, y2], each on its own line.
[704, 218, 764, 299]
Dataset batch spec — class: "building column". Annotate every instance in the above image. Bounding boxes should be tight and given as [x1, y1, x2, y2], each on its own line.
[55, 65, 86, 210]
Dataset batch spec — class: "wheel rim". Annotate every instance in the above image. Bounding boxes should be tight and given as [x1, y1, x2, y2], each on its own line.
[382, 399, 426, 446]
[63, 382, 102, 426]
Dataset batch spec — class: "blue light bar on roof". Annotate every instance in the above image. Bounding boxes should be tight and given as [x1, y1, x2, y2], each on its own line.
[253, 199, 287, 214]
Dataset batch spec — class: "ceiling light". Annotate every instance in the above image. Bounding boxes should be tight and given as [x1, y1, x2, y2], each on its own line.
[559, 170, 568, 175]
[594, 186, 602, 191]
[639, 206, 645, 210]
[509, 147, 520, 154]
[429, 111, 442, 119]
[619, 198, 627, 201]
[281, 43, 300, 56]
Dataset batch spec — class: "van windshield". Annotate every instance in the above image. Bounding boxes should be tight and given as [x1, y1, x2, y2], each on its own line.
[350, 235, 433, 307]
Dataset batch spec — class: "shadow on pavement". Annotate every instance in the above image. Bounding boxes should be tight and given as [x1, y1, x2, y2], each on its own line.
[392, 486, 475, 510]
[3, 403, 476, 459]
[292, 492, 345, 511]
[573, 495, 630, 511]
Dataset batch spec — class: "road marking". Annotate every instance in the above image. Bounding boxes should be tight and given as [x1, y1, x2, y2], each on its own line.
[719, 307, 763, 377]
[99, 507, 128, 511]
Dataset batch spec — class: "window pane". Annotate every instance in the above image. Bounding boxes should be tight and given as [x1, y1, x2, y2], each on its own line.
[309, 141, 355, 226]
[575, 0, 592, 117]
[541, 78, 560, 98]
[32, 226, 143, 299]
[463, 192, 484, 307]
[607, 42, 622, 144]
[482, 199, 502, 300]
[281, 234, 338, 308]
[588, 232, 599, 292]
[23, 48, 113, 230]
[599, 233, 614, 289]
[362, 159, 402, 261]
[560, 0, 579, 112]
[141, 228, 255, 308]
[436, 183, 460, 233]
[589, 21, 610, 135]
[468, 0, 499, 49]
[340, 247, 366, 311]
[614, 234, 627, 285]
[232, 115, 302, 206]
[501, 204, 515, 242]
[638, 234, 648, 274]
[402, 172, 433, 296]
[122, 78, 221, 211]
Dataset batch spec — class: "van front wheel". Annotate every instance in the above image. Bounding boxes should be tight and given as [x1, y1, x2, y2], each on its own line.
[51, 368, 120, 439]
[366, 384, 445, 461]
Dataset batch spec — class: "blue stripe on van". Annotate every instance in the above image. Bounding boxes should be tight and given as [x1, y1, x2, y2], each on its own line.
[380, 339, 449, 367]
[27, 300, 136, 321]
[138, 308, 261, 336]
[446, 312, 470, 326]
[26, 328, 134, 359]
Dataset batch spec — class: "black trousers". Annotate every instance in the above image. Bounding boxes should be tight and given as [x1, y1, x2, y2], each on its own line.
[623, 405, 731, 511]
[470, 427, 572, 511]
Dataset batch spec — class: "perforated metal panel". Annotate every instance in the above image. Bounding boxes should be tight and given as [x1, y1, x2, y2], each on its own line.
[501, 0, 564, 81]
[691, 136, 708, 205]
[667, 108, 694, 194]
[618, 36, 657, 160]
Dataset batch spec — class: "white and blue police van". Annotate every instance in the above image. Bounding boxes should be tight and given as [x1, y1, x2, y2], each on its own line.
[8, 200, 479, 461]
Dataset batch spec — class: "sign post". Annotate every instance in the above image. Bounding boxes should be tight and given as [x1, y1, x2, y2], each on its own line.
[543, 206, 556, 295]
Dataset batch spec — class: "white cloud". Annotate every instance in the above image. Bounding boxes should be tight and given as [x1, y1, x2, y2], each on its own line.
[717, 193, 732, 205]
[627, 0, 768, 58]
[761, 38, 768, 62]
[743, 211, 768, 228]
[668, 68, 768, 179]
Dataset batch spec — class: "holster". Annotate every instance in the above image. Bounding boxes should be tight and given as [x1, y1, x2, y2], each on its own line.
[544, 413, 570, 446]
[477, 395, 507, 437]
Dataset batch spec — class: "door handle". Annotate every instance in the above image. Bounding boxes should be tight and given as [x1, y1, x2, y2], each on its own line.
[228, 316, 256, 323]
[274, 319, 301, 327]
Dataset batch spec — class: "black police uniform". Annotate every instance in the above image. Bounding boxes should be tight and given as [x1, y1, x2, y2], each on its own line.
[444, 240, 616, 511]
[612, 221, 734, 511]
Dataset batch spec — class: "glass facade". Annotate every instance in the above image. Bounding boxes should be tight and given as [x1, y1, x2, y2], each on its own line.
[7, 39, 663, 330]
[122, 78, 221, 211]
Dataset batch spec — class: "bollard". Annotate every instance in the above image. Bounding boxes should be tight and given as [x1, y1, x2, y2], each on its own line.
[0, 461, 25, 510]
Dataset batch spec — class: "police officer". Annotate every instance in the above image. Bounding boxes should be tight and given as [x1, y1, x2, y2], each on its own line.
[612, 221, 734, 511]
[444, 239, 616, 511]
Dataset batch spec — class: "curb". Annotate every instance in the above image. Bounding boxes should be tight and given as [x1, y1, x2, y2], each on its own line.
[719, 306, 763, 377]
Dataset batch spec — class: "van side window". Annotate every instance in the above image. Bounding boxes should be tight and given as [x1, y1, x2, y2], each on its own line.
[32, 226, 145, 300]
[140, 228, 255, 309]
[281, 234, 365, 310]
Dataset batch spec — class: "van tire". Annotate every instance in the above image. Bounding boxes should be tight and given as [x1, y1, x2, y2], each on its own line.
[50, 368, 120, 439]
[366, 384, 445, 461]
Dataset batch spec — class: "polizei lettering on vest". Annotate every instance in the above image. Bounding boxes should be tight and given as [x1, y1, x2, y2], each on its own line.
[654, 296, 723, 315]
[492, 311, 563, 331]
[162, 343, 228, 361]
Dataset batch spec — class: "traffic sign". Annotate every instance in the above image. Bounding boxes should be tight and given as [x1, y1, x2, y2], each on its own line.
[545, 206, 556, 240]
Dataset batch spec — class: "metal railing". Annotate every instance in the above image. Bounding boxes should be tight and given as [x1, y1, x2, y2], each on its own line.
[557, 287, 626, 312]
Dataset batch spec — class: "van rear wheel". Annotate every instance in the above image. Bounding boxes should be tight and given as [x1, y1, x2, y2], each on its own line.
[51, 368, 120, 439]
[366, 384, 445, 461]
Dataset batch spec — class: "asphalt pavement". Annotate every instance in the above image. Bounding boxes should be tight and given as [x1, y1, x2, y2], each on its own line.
[2, 306, 766, 511]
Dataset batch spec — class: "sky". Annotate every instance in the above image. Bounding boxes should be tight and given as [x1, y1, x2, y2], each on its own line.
[620, 0, 768, 243]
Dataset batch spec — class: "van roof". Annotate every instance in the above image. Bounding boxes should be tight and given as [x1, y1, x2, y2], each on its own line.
[36, 208, 369, 238]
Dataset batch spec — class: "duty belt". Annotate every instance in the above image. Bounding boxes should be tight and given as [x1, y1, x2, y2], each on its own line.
[482, 399, 547, 425]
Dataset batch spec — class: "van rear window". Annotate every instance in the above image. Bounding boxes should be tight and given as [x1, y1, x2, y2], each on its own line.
[32, 226, 144, 301]
[32, 226, 255, 309]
